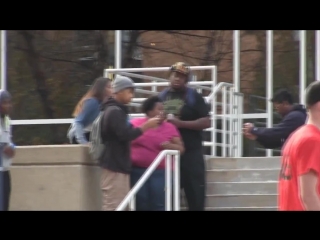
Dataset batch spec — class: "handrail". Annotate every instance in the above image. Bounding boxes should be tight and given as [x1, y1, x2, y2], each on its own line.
[205, 82, 234, 102]
[116, 150, 180, 211]
[118, 72, 212, 91]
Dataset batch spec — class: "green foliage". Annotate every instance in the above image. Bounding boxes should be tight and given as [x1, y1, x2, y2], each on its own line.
[6, 30, 316, 146]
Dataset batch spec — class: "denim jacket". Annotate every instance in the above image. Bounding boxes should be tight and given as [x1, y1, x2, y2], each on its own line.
[67, 98, 100, 144]
[0, 116, 15, 171]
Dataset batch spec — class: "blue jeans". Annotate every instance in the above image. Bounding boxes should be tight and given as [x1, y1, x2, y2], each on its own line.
[130, 167, 165, 211]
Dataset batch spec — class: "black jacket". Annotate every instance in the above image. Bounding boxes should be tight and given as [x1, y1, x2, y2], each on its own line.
[100, 98, 142, 174]
[251, 104, 307, 149]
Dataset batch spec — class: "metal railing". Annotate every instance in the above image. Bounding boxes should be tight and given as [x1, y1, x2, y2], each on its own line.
[105, 66, 218, 156]
[206, 82, 243, 157]
[10, 65, 268, 157]
[116, 150, 180, 211]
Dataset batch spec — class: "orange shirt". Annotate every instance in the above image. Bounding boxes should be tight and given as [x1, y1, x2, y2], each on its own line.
[278, 124, 320, 211]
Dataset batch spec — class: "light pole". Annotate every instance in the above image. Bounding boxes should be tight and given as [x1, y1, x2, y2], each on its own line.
[0, 30, 7, 211]
[115, 30, 122, 69]
[1, 30, 7, 90]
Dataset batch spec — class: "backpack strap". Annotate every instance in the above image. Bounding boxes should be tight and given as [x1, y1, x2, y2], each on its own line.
[185, 87, 196, 106]
[159, 88, 170, 101]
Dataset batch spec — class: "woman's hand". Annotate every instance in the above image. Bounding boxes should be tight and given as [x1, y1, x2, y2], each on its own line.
[160, 141, 171, 149]
[160, 137, 185, 154]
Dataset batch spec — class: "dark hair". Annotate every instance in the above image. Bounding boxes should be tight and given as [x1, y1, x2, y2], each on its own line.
[141, 96, 162, 115]
[271, 89, 293, 104]
[72, 77, 111, 117]
[89, 77, 112, 101]
[305, 81, 320, 108]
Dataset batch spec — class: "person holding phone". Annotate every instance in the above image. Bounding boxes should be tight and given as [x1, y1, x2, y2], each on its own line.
[99, 76, 161, 211]
[130, 96, 184, 211]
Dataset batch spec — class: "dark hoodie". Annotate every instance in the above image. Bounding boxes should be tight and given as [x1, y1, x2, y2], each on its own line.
[251, 104, 307, 149]
[100, 97, 143, 174]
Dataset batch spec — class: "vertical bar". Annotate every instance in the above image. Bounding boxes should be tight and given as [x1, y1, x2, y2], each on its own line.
[0, 30, 5, 210]
[234, 94, 239, 157]
[228, 88, 233, 157]
[232, 90, 236, 157]
[129, 196, 136, 211]
[1, 30, 7, 90]
[173, 152, 180, 211]
[233, 30, 240, 92]
[165, 155, 172, 211]
[300, 30, 307, 105]
[115, 30, 122, 69]
[0, 145, 3, 211]
[266, 30, 273, 157]
[210, 66, 217, 156]
[151, 81, 156, 92]
[316, 31, 320, 81]
[229, 88, 234, 157]
[222, 86, 227, 157]
[237, 95, 243, 157]
[195, 75, 202, 94]
[233, 30, 241, 157]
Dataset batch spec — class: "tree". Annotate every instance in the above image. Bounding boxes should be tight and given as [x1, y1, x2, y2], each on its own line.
[8, 30, 311, 145]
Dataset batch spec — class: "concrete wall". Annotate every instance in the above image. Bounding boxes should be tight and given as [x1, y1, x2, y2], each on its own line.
[10, 145, 101, 211]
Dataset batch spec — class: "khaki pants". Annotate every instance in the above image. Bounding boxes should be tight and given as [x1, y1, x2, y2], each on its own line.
[100, 168, 130, 211]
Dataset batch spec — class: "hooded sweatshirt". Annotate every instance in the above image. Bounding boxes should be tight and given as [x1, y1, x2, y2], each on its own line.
[0, 90, 15, 171]
[99, 97, 143, 174]
[251, 104, 307, 149]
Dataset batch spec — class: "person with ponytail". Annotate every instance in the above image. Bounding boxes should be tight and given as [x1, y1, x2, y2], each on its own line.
[67, 77, 112, 144]
[0, 89, 15, 211]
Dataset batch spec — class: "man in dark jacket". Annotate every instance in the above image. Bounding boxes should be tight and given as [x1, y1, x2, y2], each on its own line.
[99, 75, 160, 211]
[243, 89, 307, 149]
[159, 62, 211, 211]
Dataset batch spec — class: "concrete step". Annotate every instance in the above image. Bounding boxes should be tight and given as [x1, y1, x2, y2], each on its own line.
[205, 194, 277, 208]
[206, 206, 277, 211]
[181, 206, 277, 211]
[206, 181, 277, 195]
[206, 169, 279, 182]
[205, 157, 281, 170]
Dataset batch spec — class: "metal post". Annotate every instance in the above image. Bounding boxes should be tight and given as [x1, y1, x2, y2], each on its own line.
[299, 30, 306, 105]
[0, 30, 6, 211]
[129, 196, 136, 211]
[0, 146, 3, 211]
[210, 66, 217, 156]
[222, 86, 227, 157]
[238, 94, 243, 157]
[228, 88, 233, 157]
[173, 153, 180, 211]
[229, 88, 234, 157]
[1, 30, 7, 90]
[316, 31, 320, 81]
[233, 30, 240, 93]
[266, 30, 273, 157]
[165, 155, 172, 211]
[115, 30, 122, 69]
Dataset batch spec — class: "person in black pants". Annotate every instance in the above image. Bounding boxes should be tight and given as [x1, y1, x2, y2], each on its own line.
[0, 90, 16, 211]
[159, 62, 211, 211]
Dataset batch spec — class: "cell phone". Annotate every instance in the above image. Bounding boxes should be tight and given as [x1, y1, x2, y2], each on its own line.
[167, 114, 174, 120]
